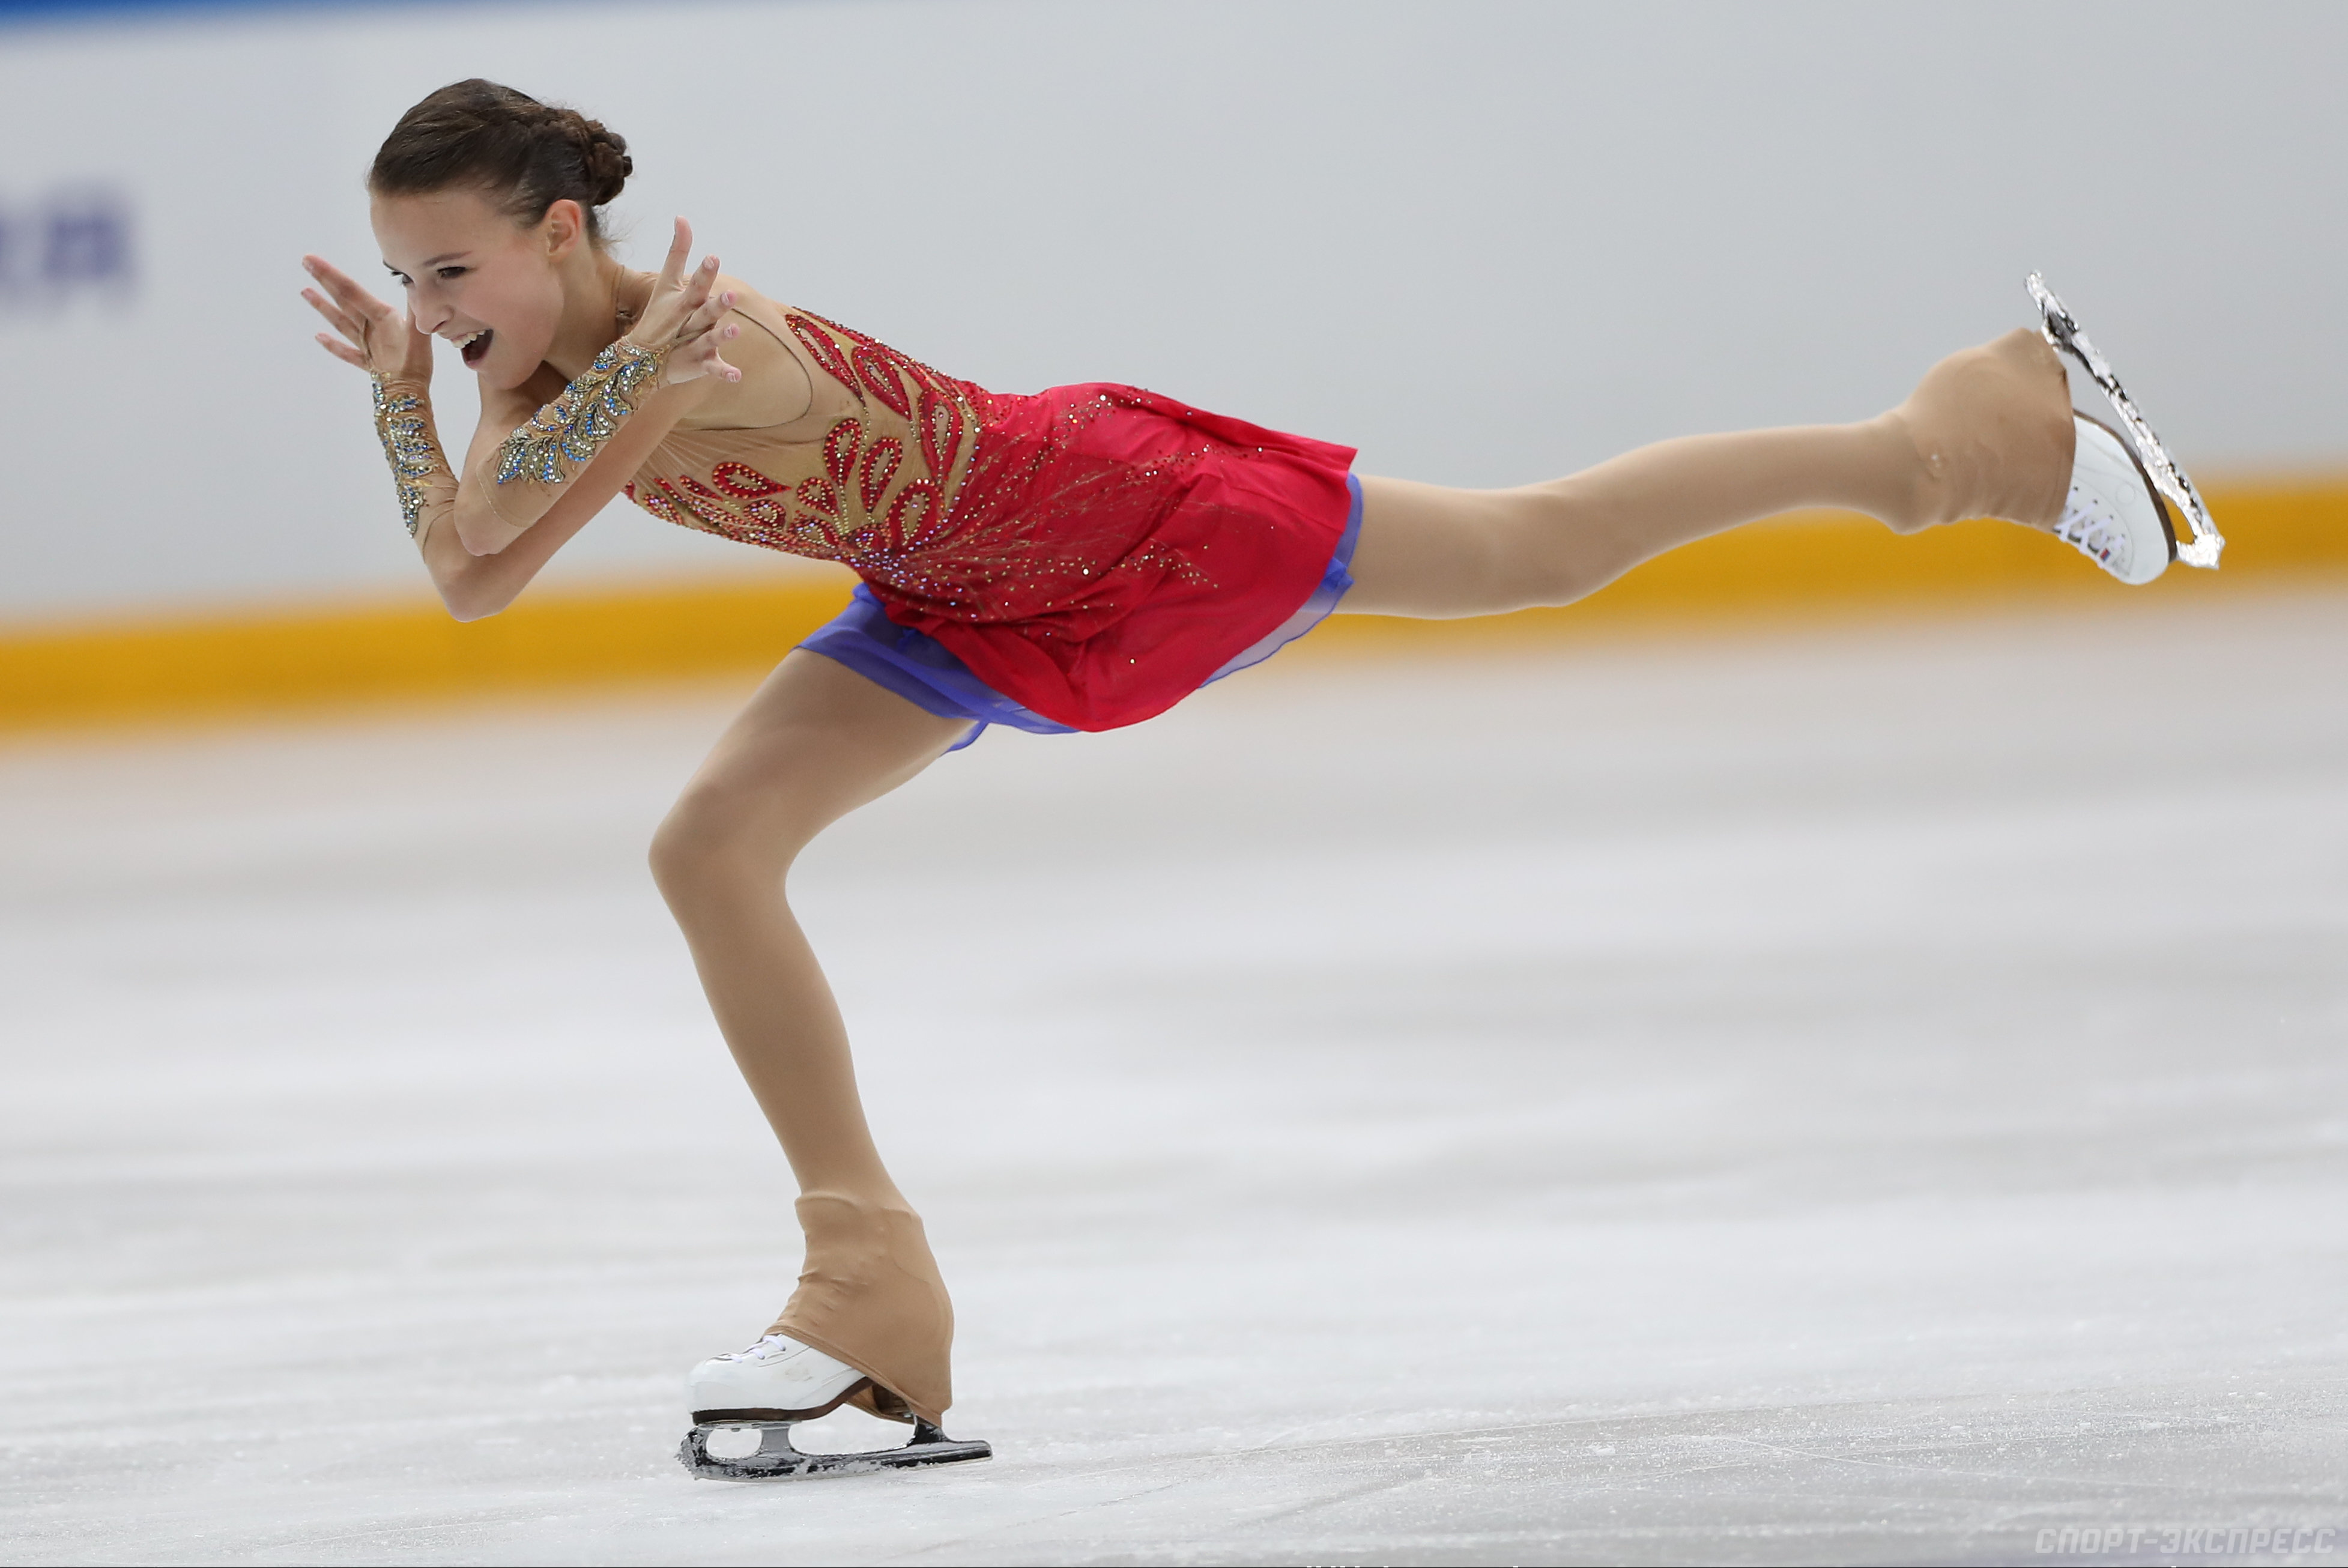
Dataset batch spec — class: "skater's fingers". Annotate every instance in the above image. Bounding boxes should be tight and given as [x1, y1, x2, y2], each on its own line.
[307, 291, 385, 354]
[304, 255, 389, 315]
[301, 288, 366, 344]
[315, 332, 369, 369]
[673, 285, 731, 347]
[301, 253, 359, 295]
[670, 256, 719, 321]
[637, 265, 722, 360]
[653, 218, 694, 292]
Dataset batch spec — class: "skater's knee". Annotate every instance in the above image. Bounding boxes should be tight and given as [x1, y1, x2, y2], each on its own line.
[647, 792, 728, 903]
[649, 775, 810, 902]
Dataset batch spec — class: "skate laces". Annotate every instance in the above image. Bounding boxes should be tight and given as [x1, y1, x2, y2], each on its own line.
[2054, 488, 2129, 570]
[716, 1333, 801, 1363]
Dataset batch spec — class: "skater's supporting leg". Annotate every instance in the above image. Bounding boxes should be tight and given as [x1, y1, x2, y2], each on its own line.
[649, 651, 974, 1424]
[1346, 328, 2075, 617]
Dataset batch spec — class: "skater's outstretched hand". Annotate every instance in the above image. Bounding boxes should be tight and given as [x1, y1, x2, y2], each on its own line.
[300, 255, 434, 384]
[626, 219, 743, 387]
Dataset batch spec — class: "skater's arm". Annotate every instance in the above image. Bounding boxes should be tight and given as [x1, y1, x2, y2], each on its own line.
[305, 223, 743, 620]
[329, 351, 701, 621]
[448, 225, 740, 556]
[418, 377, 700, 620]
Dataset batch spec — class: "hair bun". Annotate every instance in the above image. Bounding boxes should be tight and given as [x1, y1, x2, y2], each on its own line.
[552, 106, 631, 207]
[373, 80, 634, 243]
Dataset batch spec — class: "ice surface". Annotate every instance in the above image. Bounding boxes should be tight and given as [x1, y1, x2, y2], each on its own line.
[2, 593, 2345, 1566]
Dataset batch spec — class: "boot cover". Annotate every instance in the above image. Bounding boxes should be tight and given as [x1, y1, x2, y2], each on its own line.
[767, 1191, 955, 1427]
[1891, 328, 2078, 532]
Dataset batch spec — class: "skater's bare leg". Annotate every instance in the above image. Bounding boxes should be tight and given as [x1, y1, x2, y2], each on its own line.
[650, 650, 973, 1421]
[1347, 328, 2075, 617]
[653, 651, 966, 1195]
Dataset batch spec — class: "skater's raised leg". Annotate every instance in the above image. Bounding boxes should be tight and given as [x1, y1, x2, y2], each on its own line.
[649, 651, 975, 1428]
[1346, 327, 2167, 613]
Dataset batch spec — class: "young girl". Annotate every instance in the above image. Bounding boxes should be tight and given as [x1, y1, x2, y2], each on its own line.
[301, 79, 2192, 1476]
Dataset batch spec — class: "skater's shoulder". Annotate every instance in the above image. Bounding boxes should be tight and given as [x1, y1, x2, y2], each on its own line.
[661, 275, 837, 436]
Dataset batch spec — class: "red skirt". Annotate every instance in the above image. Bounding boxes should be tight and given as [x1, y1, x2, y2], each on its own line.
[858, 384, 1358, 732]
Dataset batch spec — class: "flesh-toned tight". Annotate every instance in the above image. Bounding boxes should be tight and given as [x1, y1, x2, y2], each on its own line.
[646, 328, 2077, 1427]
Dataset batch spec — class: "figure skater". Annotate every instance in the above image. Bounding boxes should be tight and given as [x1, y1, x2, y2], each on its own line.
[300, 79, 2210, 1479]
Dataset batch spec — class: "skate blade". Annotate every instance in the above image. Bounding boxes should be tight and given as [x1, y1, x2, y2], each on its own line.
[2027, 273, 2223, 569]
[678, 1417, 992, 1482]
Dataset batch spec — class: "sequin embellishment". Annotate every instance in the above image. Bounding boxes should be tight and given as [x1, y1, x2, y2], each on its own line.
[622, 312, 987, 595]
[616, 298, 1360, 733]
[369, 374, 449, 539]
[494, 339, 667, 487]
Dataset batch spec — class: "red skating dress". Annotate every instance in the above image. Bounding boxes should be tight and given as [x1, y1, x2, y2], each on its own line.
[620, 294, 1360, 733]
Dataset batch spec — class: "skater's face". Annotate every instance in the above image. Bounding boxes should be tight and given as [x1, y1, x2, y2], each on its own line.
[370, 187, 583, 392]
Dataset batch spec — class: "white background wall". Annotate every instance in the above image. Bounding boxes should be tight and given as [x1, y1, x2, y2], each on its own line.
[1, 0, 2340, 623]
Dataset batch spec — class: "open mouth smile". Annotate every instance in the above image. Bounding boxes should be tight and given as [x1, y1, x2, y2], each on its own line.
[456, 328, 494, 366]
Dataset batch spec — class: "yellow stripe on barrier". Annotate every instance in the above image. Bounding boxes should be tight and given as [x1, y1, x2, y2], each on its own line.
[2, 481, 2342, 733]
[0, 573, 860, 731]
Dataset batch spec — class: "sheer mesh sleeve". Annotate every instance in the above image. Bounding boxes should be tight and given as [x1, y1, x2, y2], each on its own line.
[485, 339, 668, 524]
[369, 374, 457, 542]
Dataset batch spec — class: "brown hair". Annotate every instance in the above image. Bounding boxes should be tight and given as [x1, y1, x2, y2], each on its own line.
[369, 79, 631, 242]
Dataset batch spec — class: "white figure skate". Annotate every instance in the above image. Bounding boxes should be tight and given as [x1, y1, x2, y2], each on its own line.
[2028, 273, 2223, 572]
[2053, 411, 2177, 585]
[677, 1333, 991, 1480]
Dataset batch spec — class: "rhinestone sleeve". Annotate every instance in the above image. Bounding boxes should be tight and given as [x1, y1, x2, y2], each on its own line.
[369, 374, 453, 540]
[493, 339, 667, 489]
